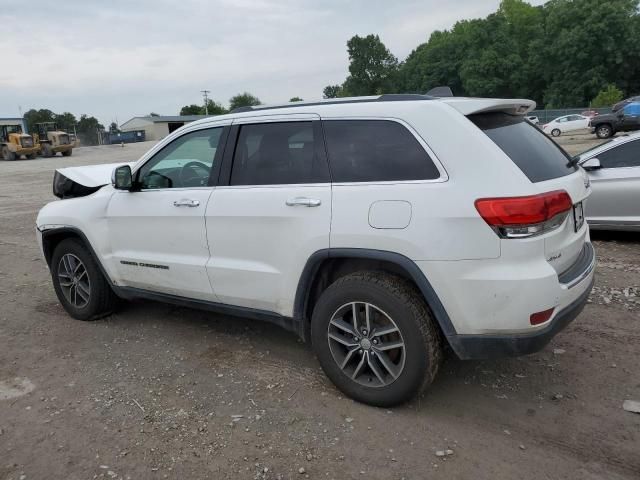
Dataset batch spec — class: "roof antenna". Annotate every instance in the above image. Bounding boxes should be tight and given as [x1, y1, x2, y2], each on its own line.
[426, 86, 454, 98]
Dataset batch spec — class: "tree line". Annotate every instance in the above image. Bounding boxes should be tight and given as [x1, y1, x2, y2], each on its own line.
[322, 0, 640, 108]
[179, 93, 304, 116]
[23, 109, 104, 145]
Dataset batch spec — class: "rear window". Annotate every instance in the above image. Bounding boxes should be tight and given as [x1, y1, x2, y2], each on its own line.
[469, 113, 577, 183]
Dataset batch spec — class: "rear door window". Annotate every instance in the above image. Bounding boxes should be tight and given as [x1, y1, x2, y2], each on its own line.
[469, 112, 577, 183]
[323, 120, 440, 182]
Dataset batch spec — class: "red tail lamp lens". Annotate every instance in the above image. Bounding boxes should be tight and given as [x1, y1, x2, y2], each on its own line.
[475, 191, 572, 227]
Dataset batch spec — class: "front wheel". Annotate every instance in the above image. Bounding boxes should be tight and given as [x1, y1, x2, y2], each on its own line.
[2, 146, 16, 161]
[311, 272, 442, 407]
[551, 128, 561, 137]
[596, 124, 613, 139]
[51, 238, 118, 320]
[62, 149, 72, 157]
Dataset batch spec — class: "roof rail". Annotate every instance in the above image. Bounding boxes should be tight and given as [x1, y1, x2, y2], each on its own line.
[229, 94, 434, 114]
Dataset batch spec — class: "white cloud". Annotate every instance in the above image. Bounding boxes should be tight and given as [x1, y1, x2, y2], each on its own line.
[0, 0, 547, 125]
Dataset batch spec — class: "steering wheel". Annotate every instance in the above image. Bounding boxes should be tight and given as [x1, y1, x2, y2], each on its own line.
[179, 161, 210, 187]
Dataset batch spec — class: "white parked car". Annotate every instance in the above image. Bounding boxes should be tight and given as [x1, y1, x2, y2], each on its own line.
[526, 115, 539, 125]
[36, 95, 595, 406]
[543, 114, 591, 137]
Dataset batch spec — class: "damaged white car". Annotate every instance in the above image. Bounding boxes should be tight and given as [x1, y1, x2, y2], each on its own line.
[37, 94, 595, 406]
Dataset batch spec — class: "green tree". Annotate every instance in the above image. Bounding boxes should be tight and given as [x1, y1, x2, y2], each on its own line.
[76, 114, 104, 146]
[542, 0, 639, 107]
[180, 104, 203, 115]
[332, 0, 640, 108]
[55, 112, 77, 132]
[289, 97, 304, 102]
[149, 112, 160, 117]
[204, 99, 227, 115]
[322, 85, 344, 98]
[342, 34, 398, 96]
[23, 109, 55, 133]
[591, 84, 624, 107]
[229, 92, 261, 111]
[181, 100, 227, 115]
[109, 122, 120, 133]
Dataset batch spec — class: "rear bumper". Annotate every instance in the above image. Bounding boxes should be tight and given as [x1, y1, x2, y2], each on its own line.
[418, 239, 596, 360]
[447, 276, 593, 359]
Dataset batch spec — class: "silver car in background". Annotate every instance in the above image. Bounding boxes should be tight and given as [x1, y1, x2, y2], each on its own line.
[576, 133, 640, 231]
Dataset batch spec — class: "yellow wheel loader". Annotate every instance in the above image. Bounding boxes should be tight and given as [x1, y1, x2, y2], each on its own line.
[1, 124, 38, 160]
[33, 122, 73, 157]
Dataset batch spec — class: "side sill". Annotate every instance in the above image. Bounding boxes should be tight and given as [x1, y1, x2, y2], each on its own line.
[113, 286, 300, 335]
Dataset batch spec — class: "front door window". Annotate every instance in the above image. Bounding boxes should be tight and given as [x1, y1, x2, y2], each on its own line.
[137, 127, 223, 189]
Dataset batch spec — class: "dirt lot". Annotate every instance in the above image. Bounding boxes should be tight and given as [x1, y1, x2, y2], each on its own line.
[0, 137, 638, 480]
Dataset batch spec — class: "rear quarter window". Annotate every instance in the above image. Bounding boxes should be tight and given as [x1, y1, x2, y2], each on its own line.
[323, 120, 440, 182]
[469, 113, 577, 183]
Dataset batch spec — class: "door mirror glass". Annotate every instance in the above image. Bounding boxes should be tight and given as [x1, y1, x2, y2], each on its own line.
[581, 157, 602, 171]
[112, 165, 133, 190]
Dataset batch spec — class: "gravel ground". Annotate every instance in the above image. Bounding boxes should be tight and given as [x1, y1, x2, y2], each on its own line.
[0, 139, 638, 480]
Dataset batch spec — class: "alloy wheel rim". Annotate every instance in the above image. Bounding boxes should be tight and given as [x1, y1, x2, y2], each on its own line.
[327, 302, 406, 388]
[57, 253, 91, 308]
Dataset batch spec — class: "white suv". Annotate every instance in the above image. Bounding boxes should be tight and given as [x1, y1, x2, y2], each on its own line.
[36, 95, 595, 406]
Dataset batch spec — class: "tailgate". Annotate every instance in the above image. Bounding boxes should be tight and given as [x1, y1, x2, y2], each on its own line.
[538, 170, 591, 275]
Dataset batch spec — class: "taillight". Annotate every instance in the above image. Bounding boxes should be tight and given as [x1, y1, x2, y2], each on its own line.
[475, 190, 572, 239]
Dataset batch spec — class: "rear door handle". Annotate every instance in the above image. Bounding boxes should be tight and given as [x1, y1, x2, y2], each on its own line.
[286, 197, 321, 207]
[173, 199, 200, 207]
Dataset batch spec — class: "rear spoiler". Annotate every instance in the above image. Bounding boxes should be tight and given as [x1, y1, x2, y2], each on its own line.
[440, 97, 536, 116]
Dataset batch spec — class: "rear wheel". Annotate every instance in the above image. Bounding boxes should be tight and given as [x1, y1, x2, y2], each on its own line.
[596, 124, 613, 139]
[51, 238, 118, 320]
[551, 128, 561, 137]
[62, 149, 72, 157]
[2, 146, 16, 161]
[311, 272, 442, 407]
[27, 152, 36, 159]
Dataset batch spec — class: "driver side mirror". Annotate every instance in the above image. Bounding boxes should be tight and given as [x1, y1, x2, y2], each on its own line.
[582, 157, 602, 171]
[112, 165, 133, 190]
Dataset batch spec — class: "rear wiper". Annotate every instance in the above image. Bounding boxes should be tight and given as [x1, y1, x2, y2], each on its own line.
[566, 156, 580, 168]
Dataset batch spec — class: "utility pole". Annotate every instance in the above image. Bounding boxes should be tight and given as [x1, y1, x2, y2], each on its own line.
[201, 90, 211, 115]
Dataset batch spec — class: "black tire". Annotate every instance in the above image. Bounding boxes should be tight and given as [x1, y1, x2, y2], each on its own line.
[2, 146, 16, 161]
[311, 272, 442, 407]
[596, 124, 613, 139]
[50, 238, 118, 321]
[62, 149, 72, 157]
[27, 153, 36, 159]
[551, 128, 561, 137]
[42, 144, 53, 157]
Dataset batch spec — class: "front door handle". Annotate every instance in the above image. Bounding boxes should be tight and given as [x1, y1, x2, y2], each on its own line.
[173, 199, 200, 207]
[286, 197, 321, 207]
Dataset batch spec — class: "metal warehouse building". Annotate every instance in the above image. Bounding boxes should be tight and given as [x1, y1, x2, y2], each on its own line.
[119, 115, 207, 141]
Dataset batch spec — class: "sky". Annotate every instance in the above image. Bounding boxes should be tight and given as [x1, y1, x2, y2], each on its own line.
[0, 0, 546, 126]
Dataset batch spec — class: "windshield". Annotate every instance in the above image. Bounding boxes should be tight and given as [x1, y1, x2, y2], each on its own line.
[469, 112, 578, 183]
